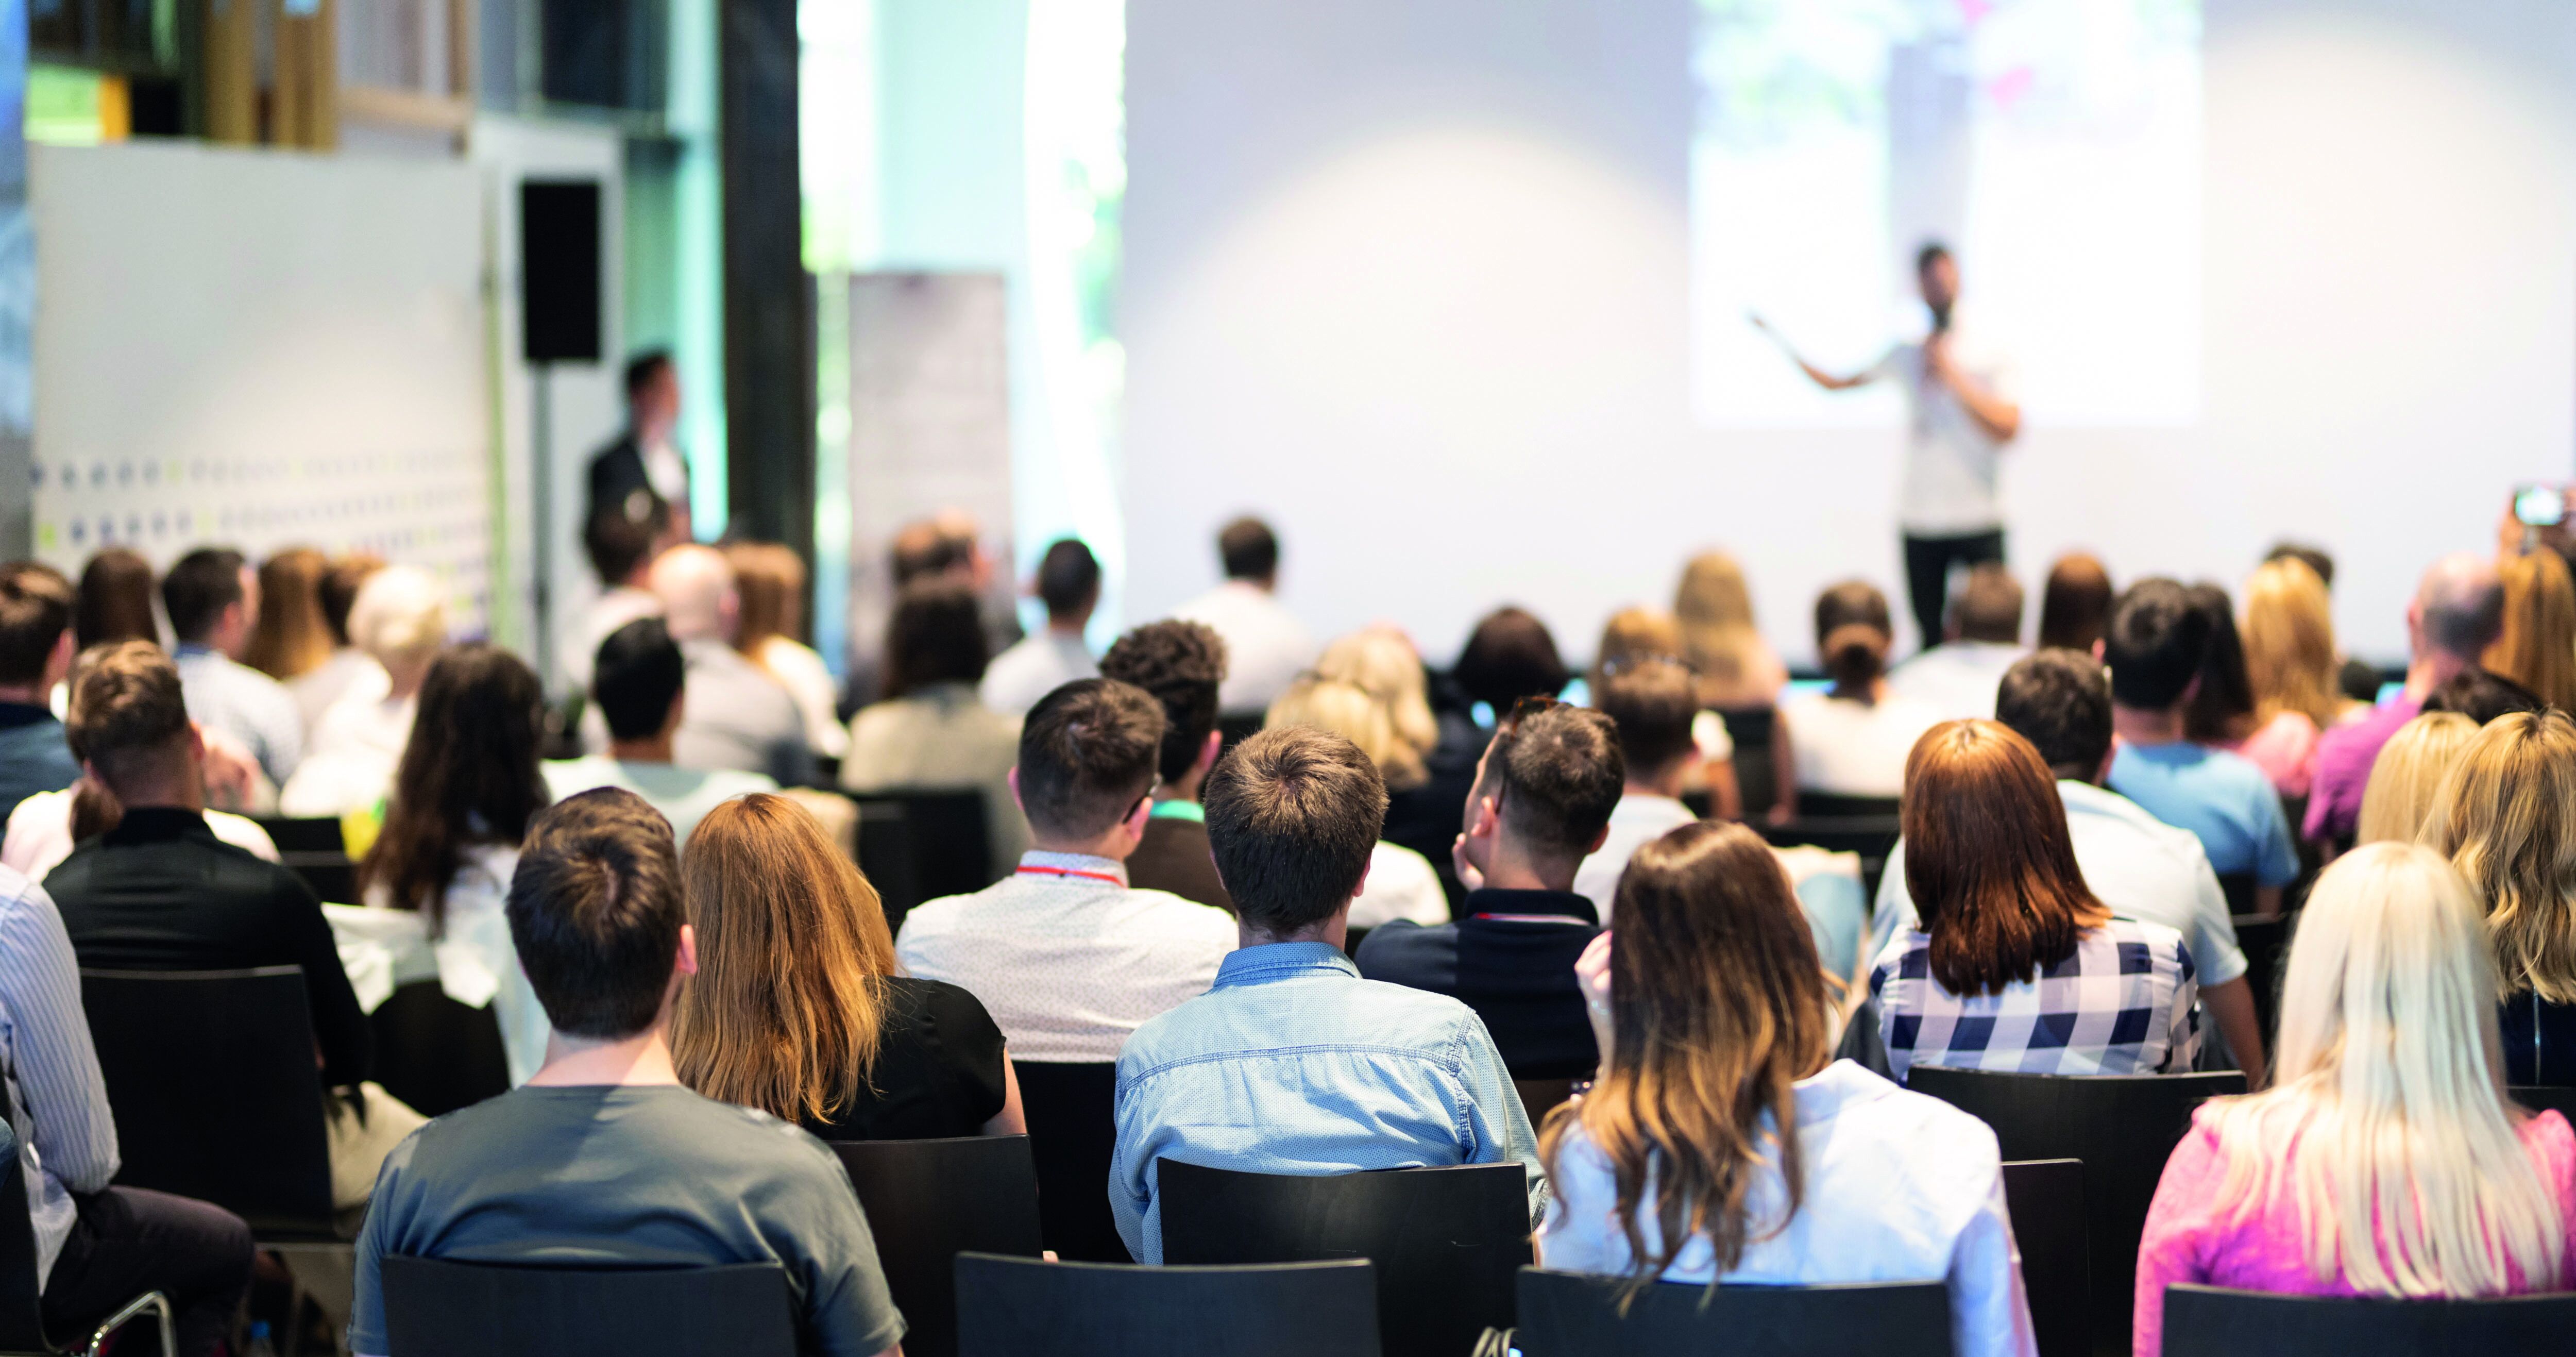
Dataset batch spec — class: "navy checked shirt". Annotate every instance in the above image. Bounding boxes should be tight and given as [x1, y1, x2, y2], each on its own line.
[1869, 917, 2197, 1084]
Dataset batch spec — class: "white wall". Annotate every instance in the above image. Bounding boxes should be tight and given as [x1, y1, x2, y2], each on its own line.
[1122, 0, 2576, 666]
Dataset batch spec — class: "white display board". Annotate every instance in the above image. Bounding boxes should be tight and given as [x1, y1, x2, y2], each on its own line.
[29, 142, 490, 622]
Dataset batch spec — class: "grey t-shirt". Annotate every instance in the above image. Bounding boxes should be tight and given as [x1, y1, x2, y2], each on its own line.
[348, 1085, 904, 1357]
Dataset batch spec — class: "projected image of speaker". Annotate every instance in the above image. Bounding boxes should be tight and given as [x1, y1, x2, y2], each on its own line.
[520, 180, 602, 364]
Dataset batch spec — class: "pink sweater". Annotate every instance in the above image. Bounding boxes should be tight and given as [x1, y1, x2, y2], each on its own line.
[2133, 1106, 2576, 1356]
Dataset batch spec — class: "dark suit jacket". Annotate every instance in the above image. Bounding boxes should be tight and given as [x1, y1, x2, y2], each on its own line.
[1126, 813, 1233, 914]
[1352, 887, 1601, 1079]
[49, 807, 372, 1087]
[588, 430, 682, 523]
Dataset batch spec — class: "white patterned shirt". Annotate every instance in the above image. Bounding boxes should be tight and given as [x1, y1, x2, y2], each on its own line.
[1870, 916, 2197, 1083]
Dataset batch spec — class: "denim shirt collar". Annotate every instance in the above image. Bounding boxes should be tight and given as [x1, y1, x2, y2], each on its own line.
[1212, 941, 1355, 989]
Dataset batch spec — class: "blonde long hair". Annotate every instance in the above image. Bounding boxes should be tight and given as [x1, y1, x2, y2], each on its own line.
[2484, 550, 2576, 715]
[2202, 844, 2562, 1296]
[1674, 552, 1765, 696]
[1265, 674, 1426, 792]
[1313, 627, 1437, 758]
[2355, 712, 2478, 847]
[2419, 710, 2576, 1004]
[672, 793, 895, 1123]
[726, 542, 810, 663]
[2242, 558, 2343, 729]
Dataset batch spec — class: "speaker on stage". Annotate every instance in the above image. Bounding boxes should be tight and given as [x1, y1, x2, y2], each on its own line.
[519, 180, 602, 365]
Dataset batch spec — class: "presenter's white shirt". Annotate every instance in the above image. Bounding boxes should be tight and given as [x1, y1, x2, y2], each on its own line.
[1173, 581, 1317, 716]
[1871, 328, 2018, 535]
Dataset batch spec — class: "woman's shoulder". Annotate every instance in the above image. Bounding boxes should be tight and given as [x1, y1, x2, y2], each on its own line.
[883, 974, 1003, 1032]
[2516, 1107, 2576, 1184]
[2095, 913, 2192, 957]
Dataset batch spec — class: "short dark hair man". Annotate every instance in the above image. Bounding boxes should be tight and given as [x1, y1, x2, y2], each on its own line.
[0, 561, 82, 815]
[1355, 700, 1621, 1078]
[345, 789, 905, 1357]
[1174, 515, 1315, 718]
[894, 678, 1236, 1063]
[1889, 562, 2029, 719]
[1873, 649, 2267, 1084]
[562, 499, 675, 693]
[2100, 580, 2298, 913]
[587, 349, 690, 539]
[1100, 620, 1233, 912]
[980, 538, 1104, 716]
[545, 618, 777, 850]
[1111, 727, 1544, 1263]
[1571, 660, 1704, 907]
[161, 547, 302, 786]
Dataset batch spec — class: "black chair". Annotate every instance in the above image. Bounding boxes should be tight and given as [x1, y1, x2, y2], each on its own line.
[368, 980, 511, 1118]
[2159, 1283, 2576, 1355]
[1794, 792, 1901, 820]
[1515, 1077, 1578, 1126]
[380, 1257, 795, 1356]
[828, 1136, 1043, 1357]
[1715, 705, 1781, 821]
[1904, 1067, 2244, 1357]
[253, 816, 358, 904]
[1214, 713, 1266, 759]
[852, 790, 992, 929]
[2215, 872, 2259, 917]
[2230, 912, 2297, 1046]
[1011, 1062, 1129, 1262]
[1513, 1267, 1952, 1357]
[1756, 817, 1904, 901]
[954, 1252, 1380, 1357]
[0, 1121, 173, 1357]
[2511, 1086, 2576, 1121]
[1158, 1160, 1530, 1357]
[2001, 1159, 2089, 1357]
[79, 967, 337, 1241]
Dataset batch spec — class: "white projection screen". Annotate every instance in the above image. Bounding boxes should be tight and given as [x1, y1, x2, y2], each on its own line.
[1122, 0, 2576, 664]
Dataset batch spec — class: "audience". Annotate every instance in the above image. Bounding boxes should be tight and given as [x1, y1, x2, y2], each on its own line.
[2181, 580, 2315, 800]
[280, 564, 448, 817]
[1586, 610, 1739, 820]
[1100, 619, 1234, 912]
[2422, 666, 2545, 726]
[548, 618, 777, 850]
[1674, 550, 1795, 820]
[2132, 844, 2573, 1355]
[2417, 711, 2576, 1087]
[2036, 551, 2113, 652]
[47, 642, 400, 1207]
[1538, 822, 2035, 1357]
[345, 789, 905, 1357]
[1174, 516, 1316, 719]
[2265, 541, 2386, 703]
[2238, 558, 2349, 798]
[982, 538, 1102, 716]
[1336, 625, 1488, 900]
[1572, 659, 1703, 907]
[564, 501, 668, 696]
[1357, 699, 1618, 1079]
[894, 678, 1234, 1063]
[1874, 652, 2265, 1081]
[1888, 563, 2027, 719]
[291, 550, 389, 733]
[1780, 581, 1941, 801]
[649, 544, 816, 788]
[1112, 726, 1545, 1263]
[726, 541, 853, 762]
[243, 546, 332, 684]
[1871, 719, 2199, 1082]
[162, 546, 303, 786]
[2102, 579, 2299, 912]
[0, 855, 252, 1356]
[73, 546, 158, 651]
[1454, 606, 1571, 718]
[349, 644, 555, 1083]
[674, 793, 1023, 1140]
[2306, 552, 2502, 846]
[0, 562, 80, 816]
[841, 579, 1030, 877]
[1263, 675, 1448, 928]
[2353, 711, 2477, 846]
[2483, 546, 2576, 713]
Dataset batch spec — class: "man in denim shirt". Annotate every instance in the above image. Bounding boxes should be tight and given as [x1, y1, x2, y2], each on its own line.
[1110, 727, 1546, 1263]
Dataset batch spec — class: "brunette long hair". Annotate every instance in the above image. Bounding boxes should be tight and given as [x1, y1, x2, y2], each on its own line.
[1902, 720, 2109, 995]
[672, 793, 897, 1123]
[358, 644, 549, 933]
[243, 547, 333, 680]
[1540, 820, 1834, 1297]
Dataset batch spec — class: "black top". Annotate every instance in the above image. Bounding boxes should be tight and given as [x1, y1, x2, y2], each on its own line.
[48, 806, 372, 1086]
[2500, 992, 2576, 1088]
[1352, 887, 1601, 1079]
[804, 976, 1009, 1141]
[1126, 815, 1234, 914]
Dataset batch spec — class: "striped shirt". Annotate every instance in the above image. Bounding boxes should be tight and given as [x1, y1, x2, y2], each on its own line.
[1870, 917, 2198, 1084]
[0, 866, 119, 1285]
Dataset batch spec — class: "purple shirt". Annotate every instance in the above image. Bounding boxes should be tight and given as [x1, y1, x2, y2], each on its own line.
[2301, 694, 2421, 843]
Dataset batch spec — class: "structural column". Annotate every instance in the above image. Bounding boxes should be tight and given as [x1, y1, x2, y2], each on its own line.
[719, 0, 812, 558]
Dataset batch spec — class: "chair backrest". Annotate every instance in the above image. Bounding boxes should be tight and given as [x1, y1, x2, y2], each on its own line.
[853, 790, 991, 928]
[829, 1135, 1044, 1357]
[1512, 1267, 1952, 1357]
[79, 967, 335, 1236]
[2230, 912, 2297, 1045]
[1513, 1078, 1578, 1127]
[2159, 1284, 2576, 1356]
[368, 979, 511, 1118]
[2215, 872, 2259, 918]
[2511, 1086, 2576, 1121]
[253, 816, 358, 903]
[1158, 1160, 1530, 1357]
[0, 1120, 57, 1354]
[1793, 792, 1902, 820]
[381, 1257, 796, 1357]
[1756, 816, 1903, 901]
[1999, 1159, 2088, 1357]
[954, 1252, 1380, 1357]
[1906, 1067, 2243, 1356]
[252, 816, 347, 855]
[1718, 705, 1780, 820]
[1010, 1062, 1129, 1262]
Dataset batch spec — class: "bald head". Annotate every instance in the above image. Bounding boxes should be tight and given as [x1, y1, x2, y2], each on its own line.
[2413, 552, 2503, 661]
[649, 544, 737, 643]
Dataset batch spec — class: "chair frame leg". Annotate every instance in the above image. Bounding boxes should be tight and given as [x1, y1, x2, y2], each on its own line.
[78, 1290, 173, 1357]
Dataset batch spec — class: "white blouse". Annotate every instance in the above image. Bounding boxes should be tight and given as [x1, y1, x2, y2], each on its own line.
[326, 844, 551, 1085]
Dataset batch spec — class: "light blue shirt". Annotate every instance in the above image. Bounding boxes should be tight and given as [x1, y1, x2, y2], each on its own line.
[1110, 941, 1547, 1263]
[0, 867, 119, 1286]
[2107, 742, 2299, 886]
[174, 643, 306, 787]
[1538, 1061, 2036, 1357]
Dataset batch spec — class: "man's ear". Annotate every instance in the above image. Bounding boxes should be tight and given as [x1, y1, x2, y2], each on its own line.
[1467, 791, 1501, 841]
[1123, 791, 1154, 835]
[1008, 766, 1026, 815]
[1585, 823, 1610, 856]
[2090, 638, 2106, 663]
[1194, 730, 1223, 775]
[675, 923, 700, 977]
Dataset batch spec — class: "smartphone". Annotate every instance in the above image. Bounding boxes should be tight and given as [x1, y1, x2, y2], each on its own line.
[2514, 484, 2568, 528]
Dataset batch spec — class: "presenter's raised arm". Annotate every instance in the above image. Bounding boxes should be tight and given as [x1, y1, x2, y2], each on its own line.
[1750, 312, 1873, 391]
[1926, 333, 2021, 442]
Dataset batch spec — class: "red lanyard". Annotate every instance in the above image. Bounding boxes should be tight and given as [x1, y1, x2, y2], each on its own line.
[1016, 864, 1124, 886]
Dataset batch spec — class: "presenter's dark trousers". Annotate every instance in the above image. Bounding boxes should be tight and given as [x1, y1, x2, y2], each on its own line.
[43, 1185, 253, 1356]
[1902, 529, 2006, 654]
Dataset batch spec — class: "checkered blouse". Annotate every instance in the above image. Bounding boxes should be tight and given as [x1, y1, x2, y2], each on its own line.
[1869, 917, 2199, 1084]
